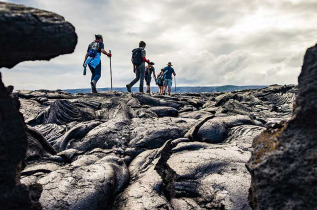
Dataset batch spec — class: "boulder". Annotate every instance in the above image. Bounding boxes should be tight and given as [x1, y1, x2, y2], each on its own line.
[22, 153, 128, 210]
[31, 100, 96, 125]
[191, 115, 261, 143]
[128, 117, 197, 150]
[64, 119, 130, 152]
[0, 2, 77, 68]
[149, 106, 178, 117]
[0, 73, 40, 209]
[247, 44, 317, 209]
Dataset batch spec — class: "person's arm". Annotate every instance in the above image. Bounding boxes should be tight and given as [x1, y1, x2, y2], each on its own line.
[133, 64, 136, 73]
[142, 57, 150, 63]
[101, 49, 112, 57]
[173, 72, 176, 76]
[141, 49, 149, 63]
[153, 70, 157, 80]
[83, 52, 88, 67]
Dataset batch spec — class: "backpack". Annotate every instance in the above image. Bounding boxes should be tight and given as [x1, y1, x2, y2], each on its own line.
[131, 48, 143, 66]
[157, 75, 163, 84]
[88, 41, 100, 57]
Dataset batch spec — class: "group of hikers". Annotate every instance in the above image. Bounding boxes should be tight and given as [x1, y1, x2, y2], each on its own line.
[83, 35, 176, 95]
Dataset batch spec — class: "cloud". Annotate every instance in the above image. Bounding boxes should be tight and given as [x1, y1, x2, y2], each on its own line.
[1, 0, 316, 90]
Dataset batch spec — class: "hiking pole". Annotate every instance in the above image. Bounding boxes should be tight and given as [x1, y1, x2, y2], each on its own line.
[174, 76, 176, 93]
[109, 50, 113, 90]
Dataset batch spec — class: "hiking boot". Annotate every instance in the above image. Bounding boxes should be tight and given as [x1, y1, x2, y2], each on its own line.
[126, 84, 131, 93]
[91, 80, 97, 93]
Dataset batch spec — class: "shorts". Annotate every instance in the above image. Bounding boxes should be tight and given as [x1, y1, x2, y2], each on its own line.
[145, 74, 151, 85]
[163, 79, 173, 87]
[157, 80, 163, 86]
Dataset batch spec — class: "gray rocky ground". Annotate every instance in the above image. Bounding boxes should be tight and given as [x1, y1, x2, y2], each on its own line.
[15, 85, 297, 209]
[1, 2, 313, 209]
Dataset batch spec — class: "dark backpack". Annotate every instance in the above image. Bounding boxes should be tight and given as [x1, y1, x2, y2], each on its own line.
[131, 48, 143, 66]
[88, 41, 100, 57]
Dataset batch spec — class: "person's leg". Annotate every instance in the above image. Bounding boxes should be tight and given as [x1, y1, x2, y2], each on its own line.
[163, 80, 168, 94]
[139, 65, 145, 92]
[127, 65, 141, 89]
[89, 64, 95, 82]
[168, 79, 172, 95]
[89, 65, 97, 93]
[92, 63, 101, 84]
[145, 74, 150, 93]
[147, 76, 151, 93]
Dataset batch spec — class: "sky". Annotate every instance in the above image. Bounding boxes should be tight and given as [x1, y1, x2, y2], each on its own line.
[1, 0, 317, 90]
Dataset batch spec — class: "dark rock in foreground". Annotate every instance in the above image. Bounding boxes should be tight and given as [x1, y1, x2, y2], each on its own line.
[0, 2, 77, 209]
[16, 84, 297, 209]
[0, 2, 77, 68]
[0, 73, 42, 210]
[247, 44, 317, 209]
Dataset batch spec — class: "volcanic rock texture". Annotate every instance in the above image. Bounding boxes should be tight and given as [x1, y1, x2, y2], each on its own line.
[16, 84, 297, 209]
[0, 2, 77, 68]
[0, 2, 77, 210]
[247, 44, 317, 209]
[0, 74, 42, 210]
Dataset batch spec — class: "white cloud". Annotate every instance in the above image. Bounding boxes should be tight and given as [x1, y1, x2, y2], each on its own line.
[1, 0, 316, 90]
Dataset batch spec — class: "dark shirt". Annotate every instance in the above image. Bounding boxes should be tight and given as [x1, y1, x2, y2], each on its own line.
[87, 41, 104, 53]
[146, 65, 155, 75]
[163, 66, 175, 79]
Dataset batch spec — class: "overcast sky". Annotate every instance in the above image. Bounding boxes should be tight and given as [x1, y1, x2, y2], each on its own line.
[1, 0, 317, 90]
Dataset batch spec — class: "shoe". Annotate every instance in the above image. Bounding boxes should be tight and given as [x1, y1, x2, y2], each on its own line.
[91, 80, 97, 93]
[126, 84, 131, 93]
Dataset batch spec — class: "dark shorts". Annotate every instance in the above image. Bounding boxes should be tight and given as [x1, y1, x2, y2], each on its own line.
[145, 74, 151, 85]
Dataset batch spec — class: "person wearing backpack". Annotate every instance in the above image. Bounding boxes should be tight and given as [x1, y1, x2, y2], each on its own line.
[126, 41, 150, 93]
[163, 62, 176, 95]
[156, 69, 164, 95]
[83, 34, 112, 93]
[145, 62, 156, 94]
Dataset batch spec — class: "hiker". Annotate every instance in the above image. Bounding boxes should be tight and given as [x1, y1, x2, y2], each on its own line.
[156, 69, 164, 95]
[145, 62, 156, 94]
[126, 41, 150, 93]
[83, 34, 112, 93]
[163, 62, 176, 95]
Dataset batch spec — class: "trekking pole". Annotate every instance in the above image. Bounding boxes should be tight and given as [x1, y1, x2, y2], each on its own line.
[174, 76, 176, 93]
[109, 50, 113, 90]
